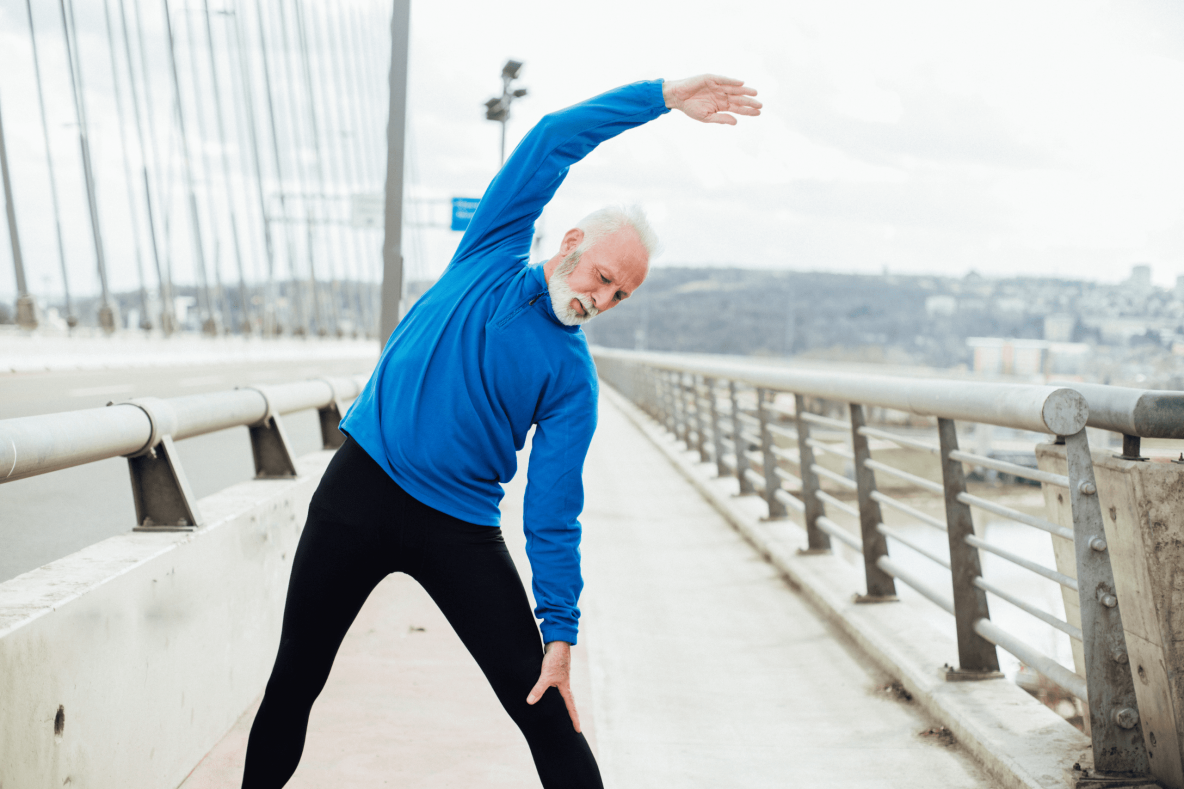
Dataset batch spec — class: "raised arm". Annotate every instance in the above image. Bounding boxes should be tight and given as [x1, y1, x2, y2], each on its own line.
[449, 80, 670, 273]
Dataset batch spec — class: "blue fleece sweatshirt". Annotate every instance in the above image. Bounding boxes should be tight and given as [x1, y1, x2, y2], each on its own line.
[340, 80, 670, 645]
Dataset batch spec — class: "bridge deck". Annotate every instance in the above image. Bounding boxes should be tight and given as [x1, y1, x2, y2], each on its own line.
[180, 390, 992, 788]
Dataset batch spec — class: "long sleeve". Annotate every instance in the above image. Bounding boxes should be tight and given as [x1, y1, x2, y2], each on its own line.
[522, 371, 600, 645]
[448, 80, 670, 278]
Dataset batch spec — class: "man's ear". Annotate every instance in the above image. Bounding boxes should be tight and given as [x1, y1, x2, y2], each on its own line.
[559, 227, 583, 255]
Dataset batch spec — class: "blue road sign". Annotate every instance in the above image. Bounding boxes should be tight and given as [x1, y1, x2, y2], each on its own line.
[451, 198, 480, 231]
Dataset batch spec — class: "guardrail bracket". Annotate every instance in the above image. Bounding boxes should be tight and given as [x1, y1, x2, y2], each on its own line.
[251, 415, 299, 479]
[318, 400, 347, 449]
[129, 435, 202, 532]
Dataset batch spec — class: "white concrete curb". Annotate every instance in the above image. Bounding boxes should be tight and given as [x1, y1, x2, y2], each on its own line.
[602, 383, 1100, 789]
[0, 332, 378, 374]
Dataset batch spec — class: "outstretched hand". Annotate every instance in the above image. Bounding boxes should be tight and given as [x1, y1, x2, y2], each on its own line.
[663, 74, 761, 125]
[526, 640, 581, 732]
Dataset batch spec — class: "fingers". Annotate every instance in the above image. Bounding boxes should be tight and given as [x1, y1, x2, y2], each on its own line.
[705, 74, 744, 87]
[525, 678, 582, 733]
[705, 113, 739, 126]
[525, 677, 549, 706]
[723, 84, 759, 97]
[559, 684, 582, 733]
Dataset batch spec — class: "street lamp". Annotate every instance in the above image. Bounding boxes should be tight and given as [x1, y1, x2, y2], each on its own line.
[485, 59, 527, 167]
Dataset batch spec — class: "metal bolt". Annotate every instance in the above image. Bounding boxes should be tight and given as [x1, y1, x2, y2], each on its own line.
[1089, 536, 1108, 552]
[1099, 593, 1118, 608]
[1079, 481, 1097, 496]
[1113, 707, 1140, 729]
[1112, 647, 1129, 665]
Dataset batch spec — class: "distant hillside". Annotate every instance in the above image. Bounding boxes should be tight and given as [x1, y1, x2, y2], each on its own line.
[584, 267, 1056, 367]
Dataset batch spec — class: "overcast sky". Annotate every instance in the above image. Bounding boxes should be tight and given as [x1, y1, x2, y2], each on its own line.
[2, 0, 1183, 303]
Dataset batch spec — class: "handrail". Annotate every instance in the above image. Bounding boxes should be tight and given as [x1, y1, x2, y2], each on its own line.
[597, 348, 1156, 779]
[1062, 382, 1184, 439]
[594, 348, 1087, 436]
[0, 374, 368, 483]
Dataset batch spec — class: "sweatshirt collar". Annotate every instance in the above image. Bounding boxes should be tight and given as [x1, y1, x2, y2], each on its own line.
[529, 265, 582, 333]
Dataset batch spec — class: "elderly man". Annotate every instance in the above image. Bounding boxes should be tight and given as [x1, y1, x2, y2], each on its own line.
[241, 74, 760, 788]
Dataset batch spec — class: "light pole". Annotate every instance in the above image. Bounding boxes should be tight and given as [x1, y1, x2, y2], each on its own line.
[485, 60, 527, 167]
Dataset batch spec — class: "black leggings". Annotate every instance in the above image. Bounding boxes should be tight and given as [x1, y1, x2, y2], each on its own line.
[241, 437, 602, 788]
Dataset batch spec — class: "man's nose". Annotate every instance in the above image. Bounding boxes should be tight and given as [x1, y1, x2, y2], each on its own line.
[591, 286, 612, 310]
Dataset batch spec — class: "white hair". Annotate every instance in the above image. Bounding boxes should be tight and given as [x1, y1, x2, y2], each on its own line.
[573, 204, 661, 260]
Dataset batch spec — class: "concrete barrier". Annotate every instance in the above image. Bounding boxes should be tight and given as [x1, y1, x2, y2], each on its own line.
[0, 449, 334, 789]
[1038, 444, 1184, 789]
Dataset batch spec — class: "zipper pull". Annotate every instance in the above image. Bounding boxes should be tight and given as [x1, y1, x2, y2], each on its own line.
[528, 292, 545, 306]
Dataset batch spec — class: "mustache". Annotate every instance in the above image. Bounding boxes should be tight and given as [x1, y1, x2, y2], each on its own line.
[562, 253, 597, 317]
[548, 249, 598, 324]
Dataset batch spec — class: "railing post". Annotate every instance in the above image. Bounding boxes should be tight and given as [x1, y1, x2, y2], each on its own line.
[242, 387, 298, 479]
[680, 373, 695, 448]
[757, 388, 787, 518]
[850, 403, 896, 600]
[936, 418, 1001, 676]
[640, 365, 656, 418]
[794, 394, 829, 551]
[1065, 428, 1151, 777]
[121, 398, 202, 532]
[653, 368, 668, 429]
[659, 370, 675, 434]
[730, 380, 755, 495]
[670, 372, 686, 443]
[128, 435, 202, 531]
[667, 371, 680, 435]
[693, 375, 710, 463]
[708, 378, 728, 478]
[316, 379, 346, 449]
[639, 365, 652, 418]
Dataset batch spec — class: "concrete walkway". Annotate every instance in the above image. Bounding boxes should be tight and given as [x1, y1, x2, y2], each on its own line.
[180, 390, 992, 788]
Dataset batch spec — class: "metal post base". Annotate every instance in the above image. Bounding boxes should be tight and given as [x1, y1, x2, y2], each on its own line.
[98, 303, 117, 334]
[1115, 434, 1149, 462]
[796, 547, 831, 556]
[942, 664, 1004, 682]
[16, 294, 38, 329]
[1072, 768, 1159, 789]
[853, 593, 899, 604]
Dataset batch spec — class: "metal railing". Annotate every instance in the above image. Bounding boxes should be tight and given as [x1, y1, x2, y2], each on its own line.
[594, 348, 1154, 781]
[0, 374, 367, 530]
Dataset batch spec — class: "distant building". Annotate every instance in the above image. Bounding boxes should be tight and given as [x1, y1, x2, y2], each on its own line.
[1043, 313, 1075, 343]
[1128, 264, 1152, 292]
[967, 337, 1091, 377]
[993, 297, 1026, 314]
[925, 295, 957, 317]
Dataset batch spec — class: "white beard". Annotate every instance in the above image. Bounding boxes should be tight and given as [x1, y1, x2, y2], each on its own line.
[548, 251, 599, 326]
